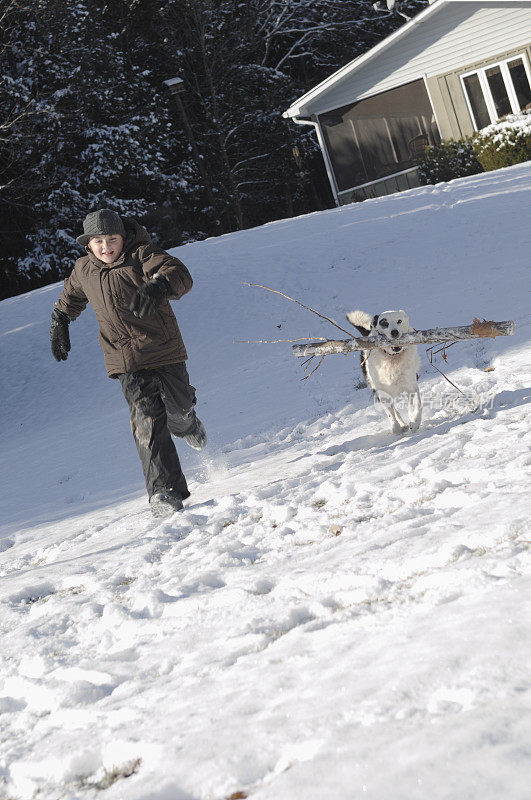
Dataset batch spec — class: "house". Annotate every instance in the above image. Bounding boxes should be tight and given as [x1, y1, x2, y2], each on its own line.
[283, 0, 531, 204]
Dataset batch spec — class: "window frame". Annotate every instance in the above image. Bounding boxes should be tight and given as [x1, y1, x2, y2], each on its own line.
[460, 53, 531, 130]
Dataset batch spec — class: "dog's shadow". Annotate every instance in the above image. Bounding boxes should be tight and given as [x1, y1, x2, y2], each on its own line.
[403, 385, 531, 447]
[490, 386, 531, 411]
[316, 386, 531, 459]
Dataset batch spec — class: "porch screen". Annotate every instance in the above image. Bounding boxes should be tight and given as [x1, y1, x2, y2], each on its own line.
[319, 79, 440, 193]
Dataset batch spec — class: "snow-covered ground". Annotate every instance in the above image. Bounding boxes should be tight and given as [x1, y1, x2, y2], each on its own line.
[1, 163, 530, 800]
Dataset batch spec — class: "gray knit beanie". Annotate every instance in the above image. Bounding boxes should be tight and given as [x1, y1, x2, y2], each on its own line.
[76, 209, 126, 247]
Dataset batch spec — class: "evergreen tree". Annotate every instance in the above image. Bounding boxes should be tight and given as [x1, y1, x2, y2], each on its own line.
[1, 0, 204, 297]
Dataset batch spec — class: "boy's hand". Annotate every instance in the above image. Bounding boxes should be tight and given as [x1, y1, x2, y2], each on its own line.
[129, 275, 169, 319]
[50, 309, 71, 362]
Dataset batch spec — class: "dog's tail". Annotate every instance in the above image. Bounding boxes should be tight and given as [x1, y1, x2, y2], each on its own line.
[346, 309, 372, 337]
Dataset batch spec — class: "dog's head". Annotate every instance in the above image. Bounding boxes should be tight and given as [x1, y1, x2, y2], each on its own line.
[371, 310, 412, 355]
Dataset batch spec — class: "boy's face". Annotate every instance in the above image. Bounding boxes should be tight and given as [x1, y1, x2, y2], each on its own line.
[88, 234, 124, 264]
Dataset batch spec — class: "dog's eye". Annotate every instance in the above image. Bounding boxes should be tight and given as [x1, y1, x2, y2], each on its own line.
[397, 319, 402, 324]
[379, 319, 388, 328]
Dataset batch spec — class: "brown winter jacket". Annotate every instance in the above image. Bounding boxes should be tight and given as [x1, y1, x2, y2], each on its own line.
[55, 219, 193, 377]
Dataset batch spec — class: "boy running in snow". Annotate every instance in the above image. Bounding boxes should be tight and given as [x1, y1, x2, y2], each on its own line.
[50, 208, 206, 518]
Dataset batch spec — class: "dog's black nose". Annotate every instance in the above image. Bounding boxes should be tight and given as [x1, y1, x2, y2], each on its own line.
[391, 329, 399, 338]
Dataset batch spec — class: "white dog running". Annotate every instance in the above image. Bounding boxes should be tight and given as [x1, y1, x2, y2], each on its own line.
[346, 309, 422, 434]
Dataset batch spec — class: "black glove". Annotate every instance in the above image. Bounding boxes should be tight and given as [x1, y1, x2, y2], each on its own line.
[129, 275, 170, 319]
[50, 309, 71, 362]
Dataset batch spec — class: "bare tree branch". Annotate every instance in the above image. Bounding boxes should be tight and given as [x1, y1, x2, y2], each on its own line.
[243, 282, 355, 337]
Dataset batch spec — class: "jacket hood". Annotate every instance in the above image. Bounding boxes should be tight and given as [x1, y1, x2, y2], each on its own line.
[122, 217, 152, 253]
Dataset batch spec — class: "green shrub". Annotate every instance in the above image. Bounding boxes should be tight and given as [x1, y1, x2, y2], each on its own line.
[470, 110, 531, 171]
[418, 140, 483, 185]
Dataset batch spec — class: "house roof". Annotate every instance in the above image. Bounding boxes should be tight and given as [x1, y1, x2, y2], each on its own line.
[283, 0, 524, 119]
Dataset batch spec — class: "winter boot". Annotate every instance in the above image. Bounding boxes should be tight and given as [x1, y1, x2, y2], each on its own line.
[184, 418, 207, 450]
[149, 489, 184, 518]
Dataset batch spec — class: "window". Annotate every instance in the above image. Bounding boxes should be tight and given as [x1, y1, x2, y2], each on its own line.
[462, 73, 491, 129]
[319, 79, 440, 193]
[509, 58, 531, 109]
[485, 65, 513, 118]
[461, 55, 531, 130]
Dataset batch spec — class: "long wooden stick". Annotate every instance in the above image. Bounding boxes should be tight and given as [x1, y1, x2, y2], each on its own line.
[292, 320, 515, 357]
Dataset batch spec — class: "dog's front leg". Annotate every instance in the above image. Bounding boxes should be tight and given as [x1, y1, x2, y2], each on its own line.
[408, 388, 422, 432]
[377, 391, 408, 434]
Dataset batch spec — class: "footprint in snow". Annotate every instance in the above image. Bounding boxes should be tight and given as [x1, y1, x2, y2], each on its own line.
[248, 578, 275, 595]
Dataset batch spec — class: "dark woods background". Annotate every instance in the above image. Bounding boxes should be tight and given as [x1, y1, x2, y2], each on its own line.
[0, 0, 425, 299]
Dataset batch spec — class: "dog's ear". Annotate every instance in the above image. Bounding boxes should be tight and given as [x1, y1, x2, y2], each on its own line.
[372, 314, 379, 329]
[353, 324, 371, 337]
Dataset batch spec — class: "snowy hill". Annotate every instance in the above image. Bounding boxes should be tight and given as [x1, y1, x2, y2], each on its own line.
[1, 164, 530, 800]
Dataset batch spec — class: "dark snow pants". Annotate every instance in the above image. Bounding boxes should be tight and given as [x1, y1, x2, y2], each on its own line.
[118, 363, 198, 501]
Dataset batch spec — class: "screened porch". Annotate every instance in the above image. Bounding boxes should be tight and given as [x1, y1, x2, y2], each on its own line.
[319, 79, 441, 202]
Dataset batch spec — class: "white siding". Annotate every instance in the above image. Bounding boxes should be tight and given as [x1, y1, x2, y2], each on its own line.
[301, 2, 531, 115]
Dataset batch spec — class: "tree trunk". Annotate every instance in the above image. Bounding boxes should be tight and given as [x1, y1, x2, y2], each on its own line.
[284, 181, 294, 217]
[199, 28, 244, 230]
